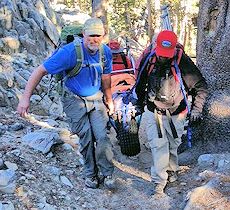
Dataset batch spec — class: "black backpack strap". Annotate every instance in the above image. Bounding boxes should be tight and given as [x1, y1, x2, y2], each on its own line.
[154, 109, 163, 138]
[120, 52, 128, 69]
[166, 110, 178, 139]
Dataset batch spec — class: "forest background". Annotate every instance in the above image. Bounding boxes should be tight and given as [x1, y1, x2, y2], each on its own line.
[55, 0, 199, 57]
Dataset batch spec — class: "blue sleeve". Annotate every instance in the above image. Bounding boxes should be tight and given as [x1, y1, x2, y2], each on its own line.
[103, 45, 112, 74]
[43, 43, 76, 75]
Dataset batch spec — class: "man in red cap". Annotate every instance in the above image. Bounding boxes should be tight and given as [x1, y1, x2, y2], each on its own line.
[135, 30, 208, 197]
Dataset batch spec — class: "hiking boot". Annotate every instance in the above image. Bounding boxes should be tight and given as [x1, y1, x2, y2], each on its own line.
[168, 171, 178, 183]
[104, 175, 116, 190]
[85, 177, 99, 189]
[97, 174, 105, 184]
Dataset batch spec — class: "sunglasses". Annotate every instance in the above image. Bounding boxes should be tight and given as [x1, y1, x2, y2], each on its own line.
[89, 35, 102, 37]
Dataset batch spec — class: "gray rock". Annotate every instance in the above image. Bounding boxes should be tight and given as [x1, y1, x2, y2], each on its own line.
[218, 159, 230, 169]
[43, 165, 61, 176]
[0, 159, 4, 169]
[4, 161, 18, 171]
[24, 173, 36, 180]
[17, 2, 29, 19]
[43, 203, 56, 210]
[0, 182, 16, 194]
[0, 201, 15, 210]
[197, 154, 215, 167]
[30, 94, 42, 103]
[9, 149, 21, 157]
[19, 34, 38, 55]
[0, 169, 16, 186]
[60, 176, 73, 188]
[9, 122, 24, 131]
[22, 129, 62, 154]
[46, 152, 54, 158]
[62, 143, 73, 151]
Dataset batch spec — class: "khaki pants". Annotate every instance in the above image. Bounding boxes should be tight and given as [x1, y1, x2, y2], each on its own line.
[146, 109, 187, 186]
[62, 91, 114, 178]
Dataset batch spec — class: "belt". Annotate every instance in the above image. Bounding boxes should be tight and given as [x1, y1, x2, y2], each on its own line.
[154, 108, 178, 139]
[155, 107, 167, 115]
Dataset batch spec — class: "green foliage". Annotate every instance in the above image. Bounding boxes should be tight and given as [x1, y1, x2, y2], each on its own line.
[108, 0, 147, 39]
[60, 23, 83, 41]
[72, 0, 92, 13]
[160, 0, 199, 32]
[65, 0, 74, 8]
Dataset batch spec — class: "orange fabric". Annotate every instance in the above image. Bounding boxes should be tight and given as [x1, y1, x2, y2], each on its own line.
[112, 53, 132, 71]
[111, 73, 136, 94]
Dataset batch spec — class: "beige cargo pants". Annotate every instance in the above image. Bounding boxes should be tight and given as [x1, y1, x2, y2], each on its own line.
[145, 109, 187, 187]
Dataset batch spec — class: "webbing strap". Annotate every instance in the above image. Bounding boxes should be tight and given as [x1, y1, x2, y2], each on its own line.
[173, 51, 192, 147]
[66, 41, 105, 79]
[166, 109, 178, 139]
[120, 52, 129, 69]
[174, 59, 190, 114]
[99, 44, 105, 74]
[67, 40, 83, 78]
[154, 109, 163, 138]
[147, 56, 157, 76]
[132, 50, 156, 91]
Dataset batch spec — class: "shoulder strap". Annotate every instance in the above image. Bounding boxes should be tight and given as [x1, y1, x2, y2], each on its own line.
[173, 50, 190, 114]
[176, 48, 183, 64]
[66, 39, 84, 78]
[131, 49, 156, 92]
[66, 41, 106, 78]
[147, 55, 157, 76]
[120, 52, 128, 69]
[99, 44, 105, 73]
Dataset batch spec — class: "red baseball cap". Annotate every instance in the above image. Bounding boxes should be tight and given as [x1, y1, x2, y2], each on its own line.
[108, 40, 124, 53]
[155, 30, 177, 58]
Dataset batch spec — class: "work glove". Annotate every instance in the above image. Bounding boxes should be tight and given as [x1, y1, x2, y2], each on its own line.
[134, 104, 144, 116]
[190, 110, 203, 124]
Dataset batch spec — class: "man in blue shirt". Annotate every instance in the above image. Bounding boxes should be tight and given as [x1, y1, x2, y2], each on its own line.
[17, 18, 116, 189]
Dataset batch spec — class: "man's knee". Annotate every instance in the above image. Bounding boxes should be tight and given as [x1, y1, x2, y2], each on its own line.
[149, 138, 167, 149]
[96, 140, 113, 160]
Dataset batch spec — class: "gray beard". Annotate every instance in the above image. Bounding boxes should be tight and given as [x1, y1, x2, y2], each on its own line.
[87, 44, 99, 53]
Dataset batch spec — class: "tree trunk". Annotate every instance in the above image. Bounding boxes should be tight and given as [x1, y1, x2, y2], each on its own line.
[124, 3, 130, 33]
[196, 0, 230, 152]
[91, 0, 108, 36]
[147, 0, 153, 41]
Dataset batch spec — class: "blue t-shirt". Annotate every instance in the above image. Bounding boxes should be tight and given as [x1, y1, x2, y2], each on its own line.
[43, 42, 112, 96]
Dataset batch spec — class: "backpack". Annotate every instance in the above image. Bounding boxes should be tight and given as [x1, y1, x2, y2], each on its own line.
[135, 42, 184, 79]
[108, 40, 132, 73]
[134, 42, 190, 113]
[60, 24, 84, 45]
[54, 24, 106, 82]
[111, 52, 132, 71]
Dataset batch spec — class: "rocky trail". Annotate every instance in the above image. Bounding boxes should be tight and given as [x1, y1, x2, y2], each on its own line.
[0, 1, 229, 209]
[0, 107, 229, 210]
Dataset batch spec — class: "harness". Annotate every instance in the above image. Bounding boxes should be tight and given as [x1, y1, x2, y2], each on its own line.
[112, 52, 129, 69]
[64, 39, 105, 79]
[136, 47, 190, 140]
[53, 39, 106, 96]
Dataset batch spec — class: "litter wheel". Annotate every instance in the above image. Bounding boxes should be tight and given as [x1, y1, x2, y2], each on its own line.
[117, 118, 141, 156]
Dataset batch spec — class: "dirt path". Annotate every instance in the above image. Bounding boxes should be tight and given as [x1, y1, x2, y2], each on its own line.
[0, 108, 228, 210]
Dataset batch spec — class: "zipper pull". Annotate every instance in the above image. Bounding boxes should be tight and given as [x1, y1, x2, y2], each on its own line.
[166, 68, 170, 79]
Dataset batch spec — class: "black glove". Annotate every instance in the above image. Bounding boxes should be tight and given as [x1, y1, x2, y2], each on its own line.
[190, 110, 203, 124]
[135, 105, 144, 116]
